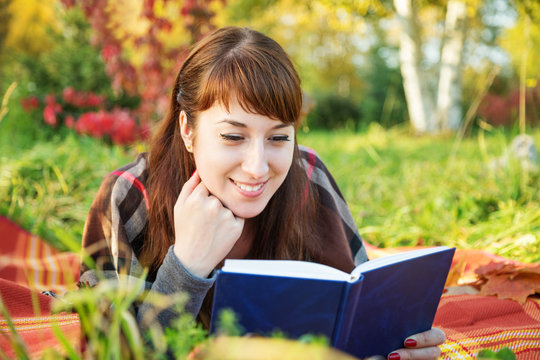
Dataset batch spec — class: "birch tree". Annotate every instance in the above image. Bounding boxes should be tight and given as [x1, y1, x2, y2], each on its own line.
[394, 0, 469, 133]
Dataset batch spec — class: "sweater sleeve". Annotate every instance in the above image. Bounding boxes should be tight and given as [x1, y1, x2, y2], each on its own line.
[137, 246, 216, 329]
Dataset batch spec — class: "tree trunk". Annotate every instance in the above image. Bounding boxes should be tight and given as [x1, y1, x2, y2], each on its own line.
[394, 0, 468, 134]
[436, 0, 467, 131]
[394, 0, 435, 133]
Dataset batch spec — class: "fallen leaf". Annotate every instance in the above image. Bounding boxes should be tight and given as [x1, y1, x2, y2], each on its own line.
[445, 258, 467, 287]
[479, 272, 540, 304]
[514, 264, 540, 276]
[476, 262, 514, 277]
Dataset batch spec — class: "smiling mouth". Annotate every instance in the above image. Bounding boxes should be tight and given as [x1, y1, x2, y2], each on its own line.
[231, 179, 266, 192]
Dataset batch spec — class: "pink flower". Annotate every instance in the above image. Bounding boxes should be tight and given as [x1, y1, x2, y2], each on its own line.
[86, 112, 104, 138]
[43, 105, 59, 126]
[73, 92, 87, 107]
[62, 87, 76, 104]
[110, 109, 136, 145]
[86, 93, 105, 107]
[45, 94, 57, 106]
[101, 44, 121, 62]
[75, 112, 94, 134]
[65, 115, 75, 129]
[20, 96, 40, 112]
[44, 94, 62, 112]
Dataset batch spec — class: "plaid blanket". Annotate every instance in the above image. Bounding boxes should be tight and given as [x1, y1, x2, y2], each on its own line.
[0, 216, 80, 294]
[0, 216, 81, 358]
[0, 278, 81, 359]
[1, 215, 539, 359]
[435, 294, 540, 359]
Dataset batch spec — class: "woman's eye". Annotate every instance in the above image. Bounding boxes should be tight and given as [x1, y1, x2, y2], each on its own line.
[269, 135, 290, 142]
[220, 134, 244, 142]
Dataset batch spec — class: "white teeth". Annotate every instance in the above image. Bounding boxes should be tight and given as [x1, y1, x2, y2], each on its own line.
[234, 181, 264, 192]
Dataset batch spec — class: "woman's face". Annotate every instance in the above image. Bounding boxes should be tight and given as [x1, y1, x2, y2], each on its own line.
[182, 96, 295, 219]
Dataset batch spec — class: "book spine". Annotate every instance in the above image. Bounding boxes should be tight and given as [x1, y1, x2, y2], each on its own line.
[331, 276, 364, 349]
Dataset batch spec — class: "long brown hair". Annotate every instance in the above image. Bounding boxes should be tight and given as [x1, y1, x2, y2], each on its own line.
[141, 27, 321, 277]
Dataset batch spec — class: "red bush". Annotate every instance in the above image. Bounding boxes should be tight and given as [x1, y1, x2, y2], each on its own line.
[20, 96, 40, 112]
[21, 87, 148, 146]
[479, 81, 540, 126]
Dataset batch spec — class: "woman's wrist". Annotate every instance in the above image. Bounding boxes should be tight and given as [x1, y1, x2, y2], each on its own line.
[173, 246, 212, 279]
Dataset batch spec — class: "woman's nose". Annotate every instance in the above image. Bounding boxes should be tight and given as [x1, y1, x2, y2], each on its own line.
[242, 141, 269, 179]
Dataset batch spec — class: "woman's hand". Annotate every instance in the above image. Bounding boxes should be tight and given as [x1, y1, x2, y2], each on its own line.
[173, 171, 245, 278]
[385, 327, 446, 360]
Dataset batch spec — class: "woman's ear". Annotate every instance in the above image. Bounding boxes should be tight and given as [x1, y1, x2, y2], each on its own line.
[179, 110, 194, 152]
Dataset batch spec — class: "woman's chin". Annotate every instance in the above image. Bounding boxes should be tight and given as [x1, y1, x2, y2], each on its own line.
[229, 205, 265, 219]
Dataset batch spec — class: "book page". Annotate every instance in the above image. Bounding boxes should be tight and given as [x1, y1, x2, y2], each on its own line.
[222, 259, 350, 281]
[351, 246, 451, 278]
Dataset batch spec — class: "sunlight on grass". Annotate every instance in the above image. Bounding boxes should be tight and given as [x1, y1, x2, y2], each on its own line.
[299, 126, 540, 263]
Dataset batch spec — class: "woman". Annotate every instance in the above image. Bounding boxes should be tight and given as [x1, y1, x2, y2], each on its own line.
[80, 26, 445, 359]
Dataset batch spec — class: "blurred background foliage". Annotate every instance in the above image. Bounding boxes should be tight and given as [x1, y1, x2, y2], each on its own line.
[2, 0, 540, 130]
[0, 0, 539, 260]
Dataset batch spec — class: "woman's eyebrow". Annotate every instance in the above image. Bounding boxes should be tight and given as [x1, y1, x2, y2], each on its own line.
[218, 119, 292, 129]
[218, 119, 246, 128]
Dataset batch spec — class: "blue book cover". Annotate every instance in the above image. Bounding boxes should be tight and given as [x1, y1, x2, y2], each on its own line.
[340, 247, 455, 358]
[209, 247, 455, 358]
[210, 260, 364, 340]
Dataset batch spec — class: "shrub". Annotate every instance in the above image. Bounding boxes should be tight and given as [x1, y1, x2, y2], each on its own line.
[20, 88, 149, 146]
[358, 44, 408, 128]
[478, 77, 540, 127]
[10, 5, 144, 145]
[306, 94, 362, 131]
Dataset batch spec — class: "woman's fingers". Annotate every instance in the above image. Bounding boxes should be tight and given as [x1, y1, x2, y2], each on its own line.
[388, 346, 441, 360]
[404, 327, 446, 348]
[191, 178, 212, 199]
[176, 170, 201, 204]
[386, 328, 446, 360]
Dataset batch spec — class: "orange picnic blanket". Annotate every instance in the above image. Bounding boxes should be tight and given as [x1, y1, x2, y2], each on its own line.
[435, 294, 540, 359]
[1, 215, 539, 359]
[0, 216, 81, 358]
[0, 216, 80, 294]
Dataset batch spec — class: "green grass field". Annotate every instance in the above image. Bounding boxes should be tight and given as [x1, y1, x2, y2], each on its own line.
[1, 102, 539, 262]
[298, 124, 540, 263]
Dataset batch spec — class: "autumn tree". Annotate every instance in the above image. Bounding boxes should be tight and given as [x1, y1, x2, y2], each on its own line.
[390, 0, 536, 134]
[0, 0, 11, 85]
[64, 0, 218, 122]
[498, 0, 540, 131]
[0, 0, 11, 57]
[391, 0, 473, 133]
[3, 0, 61, 55]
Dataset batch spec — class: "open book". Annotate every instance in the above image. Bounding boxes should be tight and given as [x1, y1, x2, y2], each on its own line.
[209, 246, 455, 358]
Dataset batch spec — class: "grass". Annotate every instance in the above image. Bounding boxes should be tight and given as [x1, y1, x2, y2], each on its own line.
[298, 123, 540, 263]
[1, 89, 539, 262]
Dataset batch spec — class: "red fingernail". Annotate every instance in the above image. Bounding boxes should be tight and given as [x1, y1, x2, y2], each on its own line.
[388, 353, 400, 360]
[404, 339, 417, 347]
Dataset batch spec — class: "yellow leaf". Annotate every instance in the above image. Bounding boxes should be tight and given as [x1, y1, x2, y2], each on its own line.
[5, 0, 62, 54]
